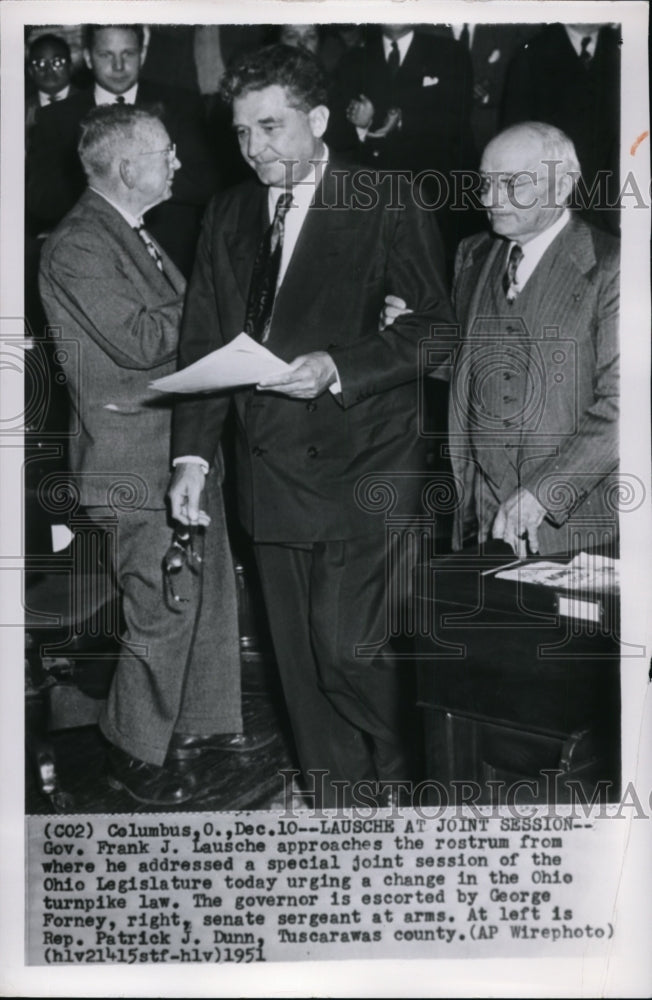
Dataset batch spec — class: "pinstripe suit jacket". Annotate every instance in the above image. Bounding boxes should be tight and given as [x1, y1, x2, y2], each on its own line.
[449, 216, 620, 555]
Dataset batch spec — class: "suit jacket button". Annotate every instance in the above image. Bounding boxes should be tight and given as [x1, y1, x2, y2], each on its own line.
[306, 401, 317, 412]
[307, 446, 318, 458]
[252, 446, 266, 457]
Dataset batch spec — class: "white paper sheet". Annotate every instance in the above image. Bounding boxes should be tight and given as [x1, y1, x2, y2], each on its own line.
[149, 332, 291, 393]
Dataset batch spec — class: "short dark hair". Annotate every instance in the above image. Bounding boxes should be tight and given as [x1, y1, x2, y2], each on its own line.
[83, 24, 145, 51]
[78, 104, 162, 181]
[28, 33, 71, 61]
[220, 43, 327, 112]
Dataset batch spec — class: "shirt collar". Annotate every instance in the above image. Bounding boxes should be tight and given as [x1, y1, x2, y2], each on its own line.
[519, 208, 571, 260]
[94, 82, 139, 106]
[564, 24, 599, 57]
[38, 85, 70, 106]
[267, 143, 329, 215]
[382, 31, 414, 64]
[89, 186, 143, 228]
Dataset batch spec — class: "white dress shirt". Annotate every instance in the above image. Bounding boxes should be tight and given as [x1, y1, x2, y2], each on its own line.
[38, 85, 71, 106]
[508, 208, 571, 292]
[382, 30, 414, 66]
[94, 82, 139, 106]
[564, 25, 599, 59]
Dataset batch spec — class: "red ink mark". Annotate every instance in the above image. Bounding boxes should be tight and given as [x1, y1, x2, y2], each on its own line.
[630, 131, 649, 156]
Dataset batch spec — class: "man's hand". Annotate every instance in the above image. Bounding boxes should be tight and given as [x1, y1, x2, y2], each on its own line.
[168, 462, 210, 527]
[492, 487, 547, 558]
[347, 94, 374, 130]
[367, 107, 402, 139]
[380, 294, 413, 331]
[257, 352, 337, 399]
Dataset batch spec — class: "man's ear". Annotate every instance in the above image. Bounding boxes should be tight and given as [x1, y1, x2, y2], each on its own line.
[557, 169, 575, 206]
[308, 104, 330, 139]
[82, 48, 92, 72]
[119, 158, 136, 189]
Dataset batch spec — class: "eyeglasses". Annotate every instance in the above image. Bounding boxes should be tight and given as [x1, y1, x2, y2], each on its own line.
[30, 56, 69, 70]
[134, 143, 177, 162]
[478, 172, 538, 198]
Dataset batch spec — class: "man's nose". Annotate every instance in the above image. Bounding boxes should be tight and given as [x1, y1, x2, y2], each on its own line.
[171, 152, 181, 171]
[111, 53, 125, 72]
[246, 131, 266, 159]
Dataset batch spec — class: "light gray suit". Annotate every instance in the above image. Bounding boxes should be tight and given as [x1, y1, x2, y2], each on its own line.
[39, 189, 241, 765]
[449, 216, 619, 556]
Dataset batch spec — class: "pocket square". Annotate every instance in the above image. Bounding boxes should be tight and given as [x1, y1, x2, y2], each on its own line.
[488, 48, 501, 64]
[422, 75, 439, 87]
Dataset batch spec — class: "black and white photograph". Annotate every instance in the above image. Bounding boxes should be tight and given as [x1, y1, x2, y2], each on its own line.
[1, 0, 650, 996]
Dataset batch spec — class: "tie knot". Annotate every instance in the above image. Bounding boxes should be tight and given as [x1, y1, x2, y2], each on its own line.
[274, 191, 293, 221]
[508, 242, 524, 269]
[115, 95, 126, 104]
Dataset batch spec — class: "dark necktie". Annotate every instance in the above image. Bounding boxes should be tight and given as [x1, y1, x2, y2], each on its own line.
[459, 24, 470, 50]
[244, 191, 293, 343]
[387, 40, 400, 76]
[579, 36, 593, 68]
[503, 243, 524, 303]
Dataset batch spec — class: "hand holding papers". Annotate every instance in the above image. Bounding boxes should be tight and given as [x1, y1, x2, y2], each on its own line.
[150, 332, 291, 394]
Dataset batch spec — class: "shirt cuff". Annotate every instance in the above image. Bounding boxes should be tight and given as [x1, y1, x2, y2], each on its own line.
[173, 455, 209, 475]
[328, 362, 342, 395]
[355, 126, 369, 143]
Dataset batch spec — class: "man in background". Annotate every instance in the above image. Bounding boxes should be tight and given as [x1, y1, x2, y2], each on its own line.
[25, 33, 77, 132]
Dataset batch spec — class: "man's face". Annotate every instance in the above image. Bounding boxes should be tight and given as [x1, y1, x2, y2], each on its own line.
[127, 121, 180, 212]
[479, 131, 569, 244]
[84, 27, 143, 95]
[29, 39, 72, 95]
[280, 24, 320, 54]
[232, 84, 327, 187]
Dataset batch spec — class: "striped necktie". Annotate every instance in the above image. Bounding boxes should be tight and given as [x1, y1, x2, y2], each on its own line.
[244, 192, 293, 343]
[503, 243, 524, 303]
[134, 224, 165, 271]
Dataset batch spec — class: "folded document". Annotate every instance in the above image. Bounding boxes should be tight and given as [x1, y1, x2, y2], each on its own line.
[150, 332, 291, 393]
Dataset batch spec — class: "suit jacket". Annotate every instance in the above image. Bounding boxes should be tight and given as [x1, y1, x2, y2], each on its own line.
[26, 82, 218, 274]
[449, 216, 620, 554]
[25, 85, 81, 133]
[172, 159, 456, 542]
[327, 29, 476, 176]
[38, 189, 186, 508]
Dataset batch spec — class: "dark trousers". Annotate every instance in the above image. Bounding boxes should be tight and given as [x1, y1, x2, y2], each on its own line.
[255, 535, 415, 806]
[95, 479, 242, 766]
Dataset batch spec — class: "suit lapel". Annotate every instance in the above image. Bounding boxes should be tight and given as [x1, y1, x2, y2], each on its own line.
[224, 184, 268, 302]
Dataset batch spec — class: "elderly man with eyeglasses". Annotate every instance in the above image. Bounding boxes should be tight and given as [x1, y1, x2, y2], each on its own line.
[38, 106, 251, 805]
[385, 121, 619, 559]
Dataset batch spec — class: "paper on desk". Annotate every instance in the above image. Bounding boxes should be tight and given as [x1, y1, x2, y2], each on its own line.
[495, 552, 619, 591]
[149, 332, 292, 393]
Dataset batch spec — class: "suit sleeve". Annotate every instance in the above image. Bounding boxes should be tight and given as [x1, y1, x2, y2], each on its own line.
[329, 184, 456, 406]
[171, 198, 231, 465]
[26, 105, 85, 228]
[521, 250, 620, 524]
[39, 227, 183, 370]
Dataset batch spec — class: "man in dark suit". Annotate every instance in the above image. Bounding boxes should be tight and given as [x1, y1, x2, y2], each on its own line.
[39, 106, 245, 805]
[326, 24, 478, 261]
[385, 122, 619, 557]
[168, 45, 455, 807]
[25, 33, 79, 133]
[27, 24, 217, 275]
[501, 22, 620, 234]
